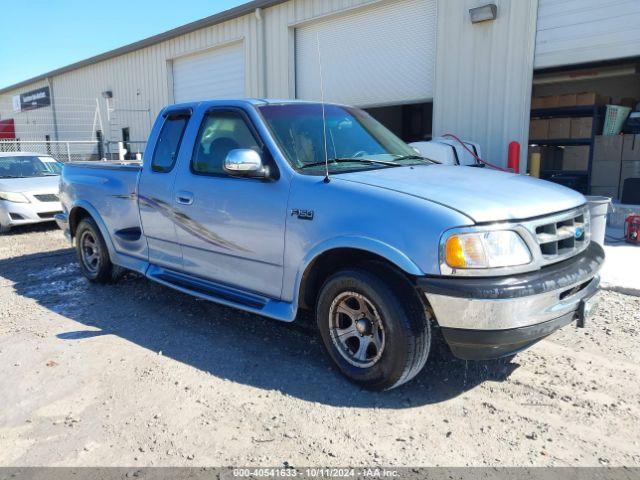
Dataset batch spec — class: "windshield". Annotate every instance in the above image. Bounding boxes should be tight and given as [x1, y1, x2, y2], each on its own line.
[0, 156, 63, 178]
[258, 103, 427, 174]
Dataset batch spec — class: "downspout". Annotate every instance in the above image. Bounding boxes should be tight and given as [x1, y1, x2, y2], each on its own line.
[255, 7, 267, 98]
[47, 76, 60, 141]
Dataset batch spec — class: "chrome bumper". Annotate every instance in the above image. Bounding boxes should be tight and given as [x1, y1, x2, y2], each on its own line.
[426, 274, 600, 331]
[417, 242, 604, 360]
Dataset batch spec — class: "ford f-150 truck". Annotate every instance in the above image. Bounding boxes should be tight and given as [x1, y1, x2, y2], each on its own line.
[56, 99, 604, 390]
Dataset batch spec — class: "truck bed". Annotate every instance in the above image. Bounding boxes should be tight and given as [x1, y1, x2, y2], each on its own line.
[60, 161, 145, 259]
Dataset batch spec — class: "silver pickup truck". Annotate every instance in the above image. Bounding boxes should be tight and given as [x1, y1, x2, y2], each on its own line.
[56, 99, 604, 390]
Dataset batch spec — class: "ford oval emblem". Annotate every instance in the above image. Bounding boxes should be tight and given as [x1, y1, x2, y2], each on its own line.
[575, 227, 585, 240]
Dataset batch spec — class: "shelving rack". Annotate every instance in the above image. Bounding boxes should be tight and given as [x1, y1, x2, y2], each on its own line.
[529, 105, 606, 194]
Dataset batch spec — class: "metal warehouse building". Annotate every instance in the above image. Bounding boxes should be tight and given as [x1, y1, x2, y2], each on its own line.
[1, 0, 639, 175]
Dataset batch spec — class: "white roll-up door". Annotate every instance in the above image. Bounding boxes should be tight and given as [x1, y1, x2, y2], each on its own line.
[172, 42, 245, 103]
[295, 0, 436, 107]
[535, 0, 640, 69]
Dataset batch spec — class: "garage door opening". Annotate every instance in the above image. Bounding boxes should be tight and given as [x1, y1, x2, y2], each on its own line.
[365, 102, 433, 143]
[528, 59, 640, 201]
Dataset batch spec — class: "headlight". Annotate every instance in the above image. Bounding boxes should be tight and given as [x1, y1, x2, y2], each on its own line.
[0, 192, 29, 203]
[443, 230, 532, 270]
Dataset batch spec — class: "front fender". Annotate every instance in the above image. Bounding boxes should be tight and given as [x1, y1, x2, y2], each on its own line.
[301, 235, 424, 277]
[283, 235, 425, 310]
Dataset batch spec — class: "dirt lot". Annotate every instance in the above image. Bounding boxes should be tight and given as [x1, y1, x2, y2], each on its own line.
[0, 224, 639, 467]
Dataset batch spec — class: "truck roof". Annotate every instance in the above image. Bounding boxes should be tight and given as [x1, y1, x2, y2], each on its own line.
[0, 152, 55, 158]
[167, 98, 347, 110]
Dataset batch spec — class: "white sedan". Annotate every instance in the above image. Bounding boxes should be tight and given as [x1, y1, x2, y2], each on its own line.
[0, 152, 63, 233]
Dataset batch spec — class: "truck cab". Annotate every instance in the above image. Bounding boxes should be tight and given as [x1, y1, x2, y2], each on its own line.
[56, 99, 604, 390]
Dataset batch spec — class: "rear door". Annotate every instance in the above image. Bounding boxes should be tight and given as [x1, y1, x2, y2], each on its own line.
[138, 109, 191, 268]
[171, 106, 289, 298]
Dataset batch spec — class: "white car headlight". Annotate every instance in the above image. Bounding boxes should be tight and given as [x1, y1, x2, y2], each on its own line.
[0, 192, 30, 203]
[443, 230, 532, 270]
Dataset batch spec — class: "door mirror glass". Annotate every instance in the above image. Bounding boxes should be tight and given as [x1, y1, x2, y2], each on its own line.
[224, 149, 266, 177]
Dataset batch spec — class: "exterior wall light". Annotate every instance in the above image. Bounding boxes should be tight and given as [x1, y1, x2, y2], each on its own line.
[469, 4, 498, 23]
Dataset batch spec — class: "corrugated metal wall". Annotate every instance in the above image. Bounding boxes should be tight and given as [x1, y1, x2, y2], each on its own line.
[432, 0, 539, 170]
[1, 0, 543, 170]
[263, 0, 378, 99]
[0, 0, 380, 146]
[535, 0, 640, 69]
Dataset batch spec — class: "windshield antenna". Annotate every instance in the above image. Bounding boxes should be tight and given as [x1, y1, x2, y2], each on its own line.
[316, 33, 330, 183]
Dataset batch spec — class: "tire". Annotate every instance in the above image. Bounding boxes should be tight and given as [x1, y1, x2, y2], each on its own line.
[75, 217, 113, 283]
[316, 267, 431, 391]
[0, 223, 10, 234]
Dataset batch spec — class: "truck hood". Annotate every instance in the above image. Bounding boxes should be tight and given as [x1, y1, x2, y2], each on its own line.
[337, 165, 586, 223]
[0, 175, 60, 193]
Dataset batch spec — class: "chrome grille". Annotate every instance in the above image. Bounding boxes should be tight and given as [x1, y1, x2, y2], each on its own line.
[527, 207, 590, 266]
[34, 194, 59, 202]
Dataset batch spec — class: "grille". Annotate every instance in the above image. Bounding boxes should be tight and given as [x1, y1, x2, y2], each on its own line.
[529, 207, 590, 266]
[37, 211, 61, 219]
[34, 194, 59, 202]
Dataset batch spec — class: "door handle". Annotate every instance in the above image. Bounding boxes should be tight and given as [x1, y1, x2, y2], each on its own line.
[176, 191, 194, 205]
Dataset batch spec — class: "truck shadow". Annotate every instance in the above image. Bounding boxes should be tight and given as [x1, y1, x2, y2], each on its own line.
[0, 248, 520, 408]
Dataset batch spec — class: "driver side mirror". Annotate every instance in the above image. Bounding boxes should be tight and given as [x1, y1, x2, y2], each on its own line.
[224, 149, 268, 178]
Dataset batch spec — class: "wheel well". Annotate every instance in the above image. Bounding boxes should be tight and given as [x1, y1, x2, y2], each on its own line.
[68, 207, 92, 238]
[298, 248, 415, 311]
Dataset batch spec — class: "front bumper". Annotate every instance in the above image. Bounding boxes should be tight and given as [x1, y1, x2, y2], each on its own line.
[0, 199, 62, 228]
[417, 242, 604, 360]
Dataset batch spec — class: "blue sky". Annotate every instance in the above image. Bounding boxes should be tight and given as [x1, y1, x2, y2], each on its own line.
[0, 0, 246, 90]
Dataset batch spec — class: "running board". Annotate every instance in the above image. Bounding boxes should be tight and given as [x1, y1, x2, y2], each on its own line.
[146, 265, 296, 322]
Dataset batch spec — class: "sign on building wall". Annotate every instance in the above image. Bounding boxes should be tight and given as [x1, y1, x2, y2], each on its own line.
[12, 86, 51, 113]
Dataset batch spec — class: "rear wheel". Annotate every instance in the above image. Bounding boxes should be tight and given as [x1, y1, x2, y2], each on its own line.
[316, 267, 431, 390]
[76, 218, 113, 283]
[0, 223, 10, 234]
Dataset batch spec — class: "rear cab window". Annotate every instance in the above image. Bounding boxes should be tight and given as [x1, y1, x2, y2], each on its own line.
[151, 115, 189, 173]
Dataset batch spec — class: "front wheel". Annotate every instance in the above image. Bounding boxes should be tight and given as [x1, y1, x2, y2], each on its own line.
[76, 218, 113, 283]
[316, 268, 431, 390]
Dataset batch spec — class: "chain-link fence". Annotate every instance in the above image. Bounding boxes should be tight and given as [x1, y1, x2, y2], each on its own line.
[0, 140, 100, 162]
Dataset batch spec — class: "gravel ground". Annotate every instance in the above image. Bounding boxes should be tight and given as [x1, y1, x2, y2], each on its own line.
[0, 224, 639, 467]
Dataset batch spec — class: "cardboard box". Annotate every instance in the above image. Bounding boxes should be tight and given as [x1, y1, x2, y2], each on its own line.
[591, 161, 621, 187]
[570, 117, 594, 139]
[576, 92, 610, 106]
[531, 95, 559, 109]
[557, 94, 577, 108]
[593, 135, 623, 163]
[562, 146, 590, 171]
[590, 186, 619, 199]
[620, 97, 638, 109]
[622, 134, 640, 161]
[529, 119, 549, 140]
[548, 118, 571, 139]
[620, 160, 640, 186]
[539, 146, 563, 170]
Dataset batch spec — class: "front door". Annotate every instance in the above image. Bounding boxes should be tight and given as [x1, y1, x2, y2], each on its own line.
[138, 110, 190, 269]
[172, 107, 289, 299]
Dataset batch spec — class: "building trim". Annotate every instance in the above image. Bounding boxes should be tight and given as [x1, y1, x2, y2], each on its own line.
[0, 0, 287, 95]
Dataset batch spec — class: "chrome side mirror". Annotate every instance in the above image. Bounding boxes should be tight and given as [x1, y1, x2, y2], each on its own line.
[224, 149, 267, 178]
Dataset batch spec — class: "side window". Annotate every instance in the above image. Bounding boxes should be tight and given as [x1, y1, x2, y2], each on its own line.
[192, 110, 260, 175]
[151, 116, 188, 173]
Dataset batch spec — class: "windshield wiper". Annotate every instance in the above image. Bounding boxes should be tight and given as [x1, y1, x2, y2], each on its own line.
[393, 154, 441, 164]
[299, 157, 402, 169]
